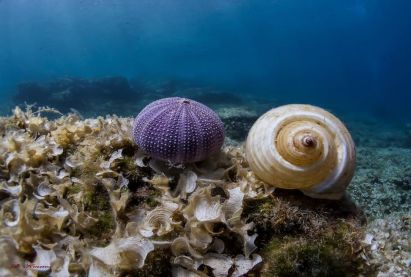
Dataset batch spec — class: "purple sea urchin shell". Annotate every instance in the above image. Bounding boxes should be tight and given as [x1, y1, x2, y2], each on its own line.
[132, 97, 225, 164]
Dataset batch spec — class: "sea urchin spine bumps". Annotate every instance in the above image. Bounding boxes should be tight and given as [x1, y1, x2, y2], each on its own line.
[132, 97, 225, 164]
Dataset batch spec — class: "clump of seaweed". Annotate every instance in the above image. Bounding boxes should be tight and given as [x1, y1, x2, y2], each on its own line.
[261, 230, 364, 276]
[244, 194, 373, 276]
[0, 105, 161, 275]
[0, 105, 384, 276]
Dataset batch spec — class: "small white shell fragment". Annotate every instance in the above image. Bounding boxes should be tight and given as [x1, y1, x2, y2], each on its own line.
[0, 181, 22, 196]
[223, 187, 244, 224]
[34, 183, 53, 199]
[139, 204, 179, 237]
[90, 236, 154, 269]
[101, 149, 123, 169]
[65, 158, 82, 169]
[246, 104, 356, 200]
[234, 222, 258, 258]
[232, 254, 262, 277]
[2, 199, 20, 227]
[56, 169, 69, 180]
[173, 255, 199, 270]
[189, 225, 213, 249]
[198, 253, 262, 277]
[202, 253, 234, 277]
[51, 145, 64, 156]
[31, 245, 57, 273]
[175, 171, 197, 198]
[33, 205, 69, 230]
[244, 233, 258, 258]
[194, 196, 223, 222]
[171, 237, 202, 259]
[363, 234, 374, 245]
[183, 188, 225, 224]
[88, 260, 112, 277]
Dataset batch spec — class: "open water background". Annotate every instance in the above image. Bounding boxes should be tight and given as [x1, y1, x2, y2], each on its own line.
[0, 0, 410, 122]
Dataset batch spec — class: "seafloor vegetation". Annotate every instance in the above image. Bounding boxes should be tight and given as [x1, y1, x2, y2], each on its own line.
[0, 104, 409, 276]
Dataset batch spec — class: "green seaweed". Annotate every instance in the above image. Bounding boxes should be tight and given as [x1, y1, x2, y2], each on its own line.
[260, 222, 372, 277]
[83, 184, 115, 242]
[243, 192, 374, 276]
[117, 155, 141, 180]
[146, 196, 160, 208]
[66, 183, 82, 195]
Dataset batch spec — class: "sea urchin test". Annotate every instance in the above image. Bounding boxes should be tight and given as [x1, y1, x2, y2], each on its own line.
[132, 97, 225, 164]
[245, 104, 356, 200]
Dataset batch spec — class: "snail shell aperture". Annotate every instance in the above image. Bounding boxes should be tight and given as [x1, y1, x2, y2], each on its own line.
[245, 104, 356, 200]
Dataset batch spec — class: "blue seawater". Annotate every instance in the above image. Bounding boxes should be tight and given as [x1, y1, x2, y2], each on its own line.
[0, 0, 410, 122]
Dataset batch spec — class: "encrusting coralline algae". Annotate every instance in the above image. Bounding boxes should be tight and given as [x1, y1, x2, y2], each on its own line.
[0, 105, 403, 276]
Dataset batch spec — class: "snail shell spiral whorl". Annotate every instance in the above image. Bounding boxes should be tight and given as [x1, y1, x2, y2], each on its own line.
[245, 104, 356, 199]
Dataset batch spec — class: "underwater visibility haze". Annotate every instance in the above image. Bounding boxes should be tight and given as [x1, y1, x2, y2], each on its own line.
[0, 0, 410, 276]
[1, 0, 411, 118]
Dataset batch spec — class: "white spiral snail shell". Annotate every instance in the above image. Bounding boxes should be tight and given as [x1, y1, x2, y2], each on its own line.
[245, 104, 356, 200]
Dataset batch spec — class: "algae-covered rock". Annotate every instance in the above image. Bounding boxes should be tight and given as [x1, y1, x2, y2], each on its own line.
[13, 77, 138, 116]
[261, 234, 364, 277]
[243, 191, 374, 276]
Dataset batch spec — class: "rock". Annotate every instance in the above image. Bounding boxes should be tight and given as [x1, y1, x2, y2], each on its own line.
[13, 76, 138, 115]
